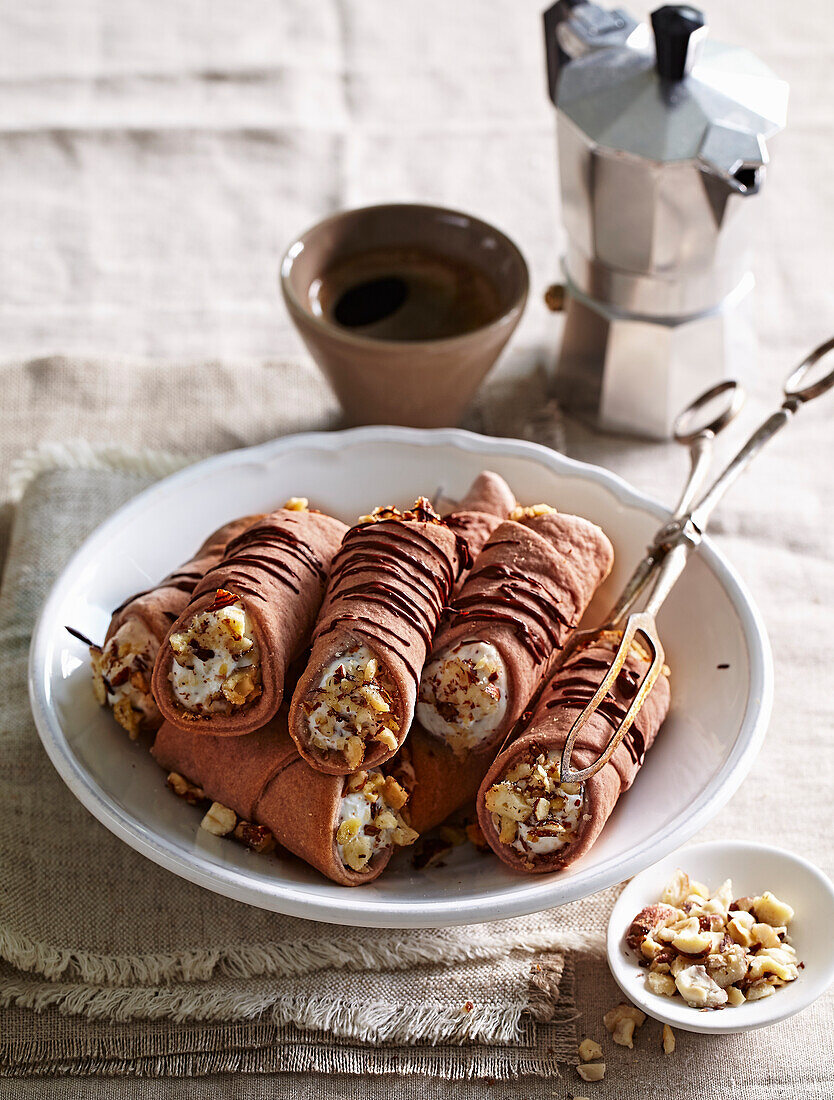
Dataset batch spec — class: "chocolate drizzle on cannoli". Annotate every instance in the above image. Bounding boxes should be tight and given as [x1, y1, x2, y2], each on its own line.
[92, 514, 264, 739]
[288, 499, 467, 775]
[195, 521, 328, 600]
[476, 638, 671, 874]
[541, 651, 650, 765]
[440, 471, 517, 589]
[416, 511, 614, 766]
[112, 573, 200, 616]
[152, 508, 348, 737]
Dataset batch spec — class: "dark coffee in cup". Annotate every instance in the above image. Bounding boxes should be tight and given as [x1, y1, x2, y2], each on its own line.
[309, 246, 503, 342]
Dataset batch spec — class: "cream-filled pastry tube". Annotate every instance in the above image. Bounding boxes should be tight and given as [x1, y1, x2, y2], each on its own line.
[152, 504, 348, 736]
[289, 498, 469, 775]
[88, 514, 262, 739]
[476, 635, 671, 873]
[151, 710, 417, 886]
[417, 507, 614, 759]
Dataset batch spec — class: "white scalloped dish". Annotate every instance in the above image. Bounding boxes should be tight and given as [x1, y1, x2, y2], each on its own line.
[29, 427, 772, 927]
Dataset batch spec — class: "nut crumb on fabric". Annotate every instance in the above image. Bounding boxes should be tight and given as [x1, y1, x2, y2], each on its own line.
[576, 1062, 605, 1082]
[603, 1002, 646, 1048]
[662, 1023, 676, 1053]
[578, 1038, 603, 1062]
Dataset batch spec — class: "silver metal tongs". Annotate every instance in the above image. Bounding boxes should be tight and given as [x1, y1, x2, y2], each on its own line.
[558, 336, 834, 786]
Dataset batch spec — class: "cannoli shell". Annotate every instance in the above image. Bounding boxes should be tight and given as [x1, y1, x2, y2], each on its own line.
[423, 512, 614, 756]
[105, 514, 264, 649]
[289, 515, 466, 774]
[151, 712, 393, 886]
[456, 471, 516, 518]
[441, 471, 517, 583]
[476, 641, 671, 873]
[404, 723, 495, 835]
[152, 509, 348, 737]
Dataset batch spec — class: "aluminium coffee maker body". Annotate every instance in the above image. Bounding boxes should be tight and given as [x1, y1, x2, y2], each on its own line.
[544, 3, 788, 438]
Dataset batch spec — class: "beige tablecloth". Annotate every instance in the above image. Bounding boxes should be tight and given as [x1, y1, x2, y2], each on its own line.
[1, 0, 833, 1096]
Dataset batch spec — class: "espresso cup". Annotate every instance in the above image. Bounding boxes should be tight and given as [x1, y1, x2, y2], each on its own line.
[280, 203, 528, 428]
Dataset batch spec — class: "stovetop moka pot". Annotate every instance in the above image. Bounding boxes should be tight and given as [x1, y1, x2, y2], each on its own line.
[544, 2, 789, 438]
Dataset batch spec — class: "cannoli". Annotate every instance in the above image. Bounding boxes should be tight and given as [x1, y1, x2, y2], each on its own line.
[476, 634, 671, 873]
[152, 502, 348, 736]
[288, 498, 468, 775]
[89, 514, 262, 739]
[151, 710, 417, 886]
[417, 506, 614, 759]
[441, 471, 517, 580]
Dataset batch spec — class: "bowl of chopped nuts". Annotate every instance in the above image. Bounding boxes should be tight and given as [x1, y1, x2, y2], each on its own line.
[606, 840, 834, 1033]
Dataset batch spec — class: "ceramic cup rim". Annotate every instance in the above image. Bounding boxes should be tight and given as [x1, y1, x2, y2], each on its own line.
[278, 201, 530, 352]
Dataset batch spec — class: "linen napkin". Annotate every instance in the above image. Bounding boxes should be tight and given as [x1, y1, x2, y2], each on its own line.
[0, 451, 607, 1080]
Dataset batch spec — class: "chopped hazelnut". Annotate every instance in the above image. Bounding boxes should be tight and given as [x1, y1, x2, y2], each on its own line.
[751, 922, 782, 949]
[674, 965, 728, 1009]
[661, 869, 691, 907]
[731, 895, 756, 913]
[727, 912, 756, 947]
[748, 948, 799, 983]
[745, 978, 776, 1001]
[113, 696, 142, 739]
[200, 802, 237, 837]
[603, 1003, 646, 1049]
[751, 891, 794, 927]
[576, 1063, 605, 1083]
[726, 985, 746, 1006]
[577, 1038, 603, 1062]
[705, 943, 748, 988]
[640, 933, 668, 962]
[381, 775, 408, 810]
[344, 735, 365, 770]
[233, 820, 276, 854]
[709, 878, 734, 910]
[376, 727, 398, 751]
[645, 970, 677, 998]
[670, 916, 716, 956]
[346, 770, 368, 793]
[626, 873, 800, 1013]
[626, 903, 679, 953]
[662, 1023, 676, 1054]
[166, 771, 206, 806]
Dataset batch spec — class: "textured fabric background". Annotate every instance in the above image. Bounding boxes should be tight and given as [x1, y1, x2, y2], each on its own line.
[0, 0, 832, 1095]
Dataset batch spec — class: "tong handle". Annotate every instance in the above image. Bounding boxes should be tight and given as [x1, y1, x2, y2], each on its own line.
[691, 336, 834, 533]
[605, 380, 743, 630]
[689, 406, 793, 534]
[559, 613, 665, 785]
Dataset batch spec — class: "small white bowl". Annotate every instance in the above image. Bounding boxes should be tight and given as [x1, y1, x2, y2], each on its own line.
[607, 840, 834, 1034]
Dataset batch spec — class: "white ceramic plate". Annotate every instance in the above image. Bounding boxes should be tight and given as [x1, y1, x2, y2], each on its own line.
[29, 427, 772, 928]
[606, 841, 834, 1032]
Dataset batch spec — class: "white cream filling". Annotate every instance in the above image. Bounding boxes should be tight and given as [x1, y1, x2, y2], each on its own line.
[335, 769, 417, 872]
[417, 640, 508, 752]
[485, 749, 584, 858]
[92, 618, 160, 735]
[305, 646, 398, 767]
[169, 598, 260, 715]
[513, 761, 584, 855]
